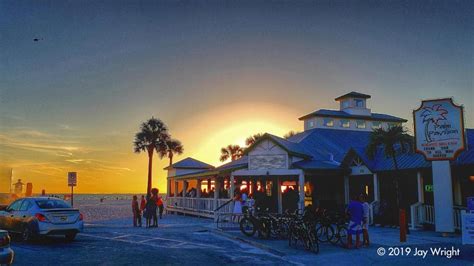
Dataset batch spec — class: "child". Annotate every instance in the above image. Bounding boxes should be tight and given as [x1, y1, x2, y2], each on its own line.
[132, 195, 141, 227]
[346, 195, 363, 249]
[360, 193, 370, 247]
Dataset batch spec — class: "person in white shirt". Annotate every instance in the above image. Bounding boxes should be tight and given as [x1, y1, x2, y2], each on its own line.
[360, 193, 370, 247]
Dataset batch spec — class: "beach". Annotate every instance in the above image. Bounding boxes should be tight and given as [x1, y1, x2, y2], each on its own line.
[0, 193, 165, 222]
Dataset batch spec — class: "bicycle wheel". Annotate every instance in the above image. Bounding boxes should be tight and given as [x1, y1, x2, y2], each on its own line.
[275, 221, 288, 239]
[308, 230, 319, 254]
[288, 227, 297, 247]
[239, 217, 256, 237]
[316, 224, 334, 243]
[259, 221, 271, 239]
[337, 225, 348, 247]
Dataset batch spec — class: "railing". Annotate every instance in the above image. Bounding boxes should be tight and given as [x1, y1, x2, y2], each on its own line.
[454, 206, 467, 230]
[410, 203, 465, 231]
[166, 197, 233, 218]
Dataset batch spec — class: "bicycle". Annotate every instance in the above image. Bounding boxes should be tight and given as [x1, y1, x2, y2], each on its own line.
[288, 210, 319, 254]
[239, 207, 271, 239]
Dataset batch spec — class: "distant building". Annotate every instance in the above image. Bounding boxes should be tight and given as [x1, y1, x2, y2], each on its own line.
[299, 91, 406, 131]
[13, 179, 24, 194]
[26, 183, 33, 197]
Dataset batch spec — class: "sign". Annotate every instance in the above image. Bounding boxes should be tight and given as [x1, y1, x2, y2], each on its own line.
[68, 172, 77, 187]
[424, 184, 433, 192]
[413, 98, 466, 161]
[461, 212, 474, 245]
[468, 197, 474, 213]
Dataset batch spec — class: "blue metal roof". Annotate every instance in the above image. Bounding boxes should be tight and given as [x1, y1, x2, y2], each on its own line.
[288, 128, 473, 172]
[454, 129, 474, 166]
[215, 156, 248, 171]
[292, 160, 341, 170]
[164, 157, 214, 170]
[335, 91, 372, 101]
[172, 129, 473, 176]
[265, 133, 313, 158]
[288, 128, 372, 162]
[298, 109, 407, 122]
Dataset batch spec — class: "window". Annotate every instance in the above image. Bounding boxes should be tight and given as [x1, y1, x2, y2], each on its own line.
[8, 200, 23, 211]
[342, 100, 350, 109]
[354, 99, 364, 108]
[19, 200, 32, 211]
[308, 121, 314, 128]
[340, 119, 350, 128]
[356, 120, 366, 129]
[323, 118, 334, 127]
[372, 121, 382, 129]
[388, 122, 401, 128]
[36, 199, 71, 209]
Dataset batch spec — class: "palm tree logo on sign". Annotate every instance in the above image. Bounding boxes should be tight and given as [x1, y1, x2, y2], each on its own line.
[413, 98, 465, 161]
[420, 104, 448, 143]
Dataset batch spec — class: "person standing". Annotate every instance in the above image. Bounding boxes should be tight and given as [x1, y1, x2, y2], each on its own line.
[156, 189, 164, 219]
[360, 193, 370, 247]
[232, 189, 242, 222]
[346, 195, 364, 249]
[149, 188, 159, 227]
[140, 195, 146, 214]
[132, 195, 141, 227]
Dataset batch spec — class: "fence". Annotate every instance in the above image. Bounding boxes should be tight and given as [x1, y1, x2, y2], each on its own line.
[410, 203, 465, 231]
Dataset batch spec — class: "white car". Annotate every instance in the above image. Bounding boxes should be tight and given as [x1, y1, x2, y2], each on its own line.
[0, 197, 83, 241]
[0, 230, 14, 265]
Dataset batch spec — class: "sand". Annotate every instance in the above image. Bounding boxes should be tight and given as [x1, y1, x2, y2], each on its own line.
[74, 199, 132, 222]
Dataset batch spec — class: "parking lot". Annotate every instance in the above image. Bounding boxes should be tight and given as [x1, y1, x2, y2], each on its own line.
[9, 215, 474, 265]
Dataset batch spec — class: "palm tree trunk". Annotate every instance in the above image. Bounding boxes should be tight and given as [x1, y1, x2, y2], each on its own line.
[147, 147, 154, 199]
[168, 151, 173, 166]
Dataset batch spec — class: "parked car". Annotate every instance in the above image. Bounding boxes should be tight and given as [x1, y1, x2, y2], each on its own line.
[0, 230, 14, 265]
[0, 197, 83, 241]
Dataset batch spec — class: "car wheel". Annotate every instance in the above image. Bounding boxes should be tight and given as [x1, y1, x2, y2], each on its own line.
[65, 232, 77, 241]
[21, 226, 32, 242]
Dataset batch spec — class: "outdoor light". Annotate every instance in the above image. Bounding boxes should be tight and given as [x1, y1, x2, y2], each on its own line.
[470, 176, 474, 182]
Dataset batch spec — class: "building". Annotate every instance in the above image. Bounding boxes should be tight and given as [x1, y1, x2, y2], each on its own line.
[300, 91, 406, 131]
[166, 92, 474, 230]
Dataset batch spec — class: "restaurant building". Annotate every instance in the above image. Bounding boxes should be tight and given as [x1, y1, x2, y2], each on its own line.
[166, 92, 474, 230]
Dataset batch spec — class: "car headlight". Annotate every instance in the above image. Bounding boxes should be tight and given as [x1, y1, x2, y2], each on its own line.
[0, 233, 10, 247]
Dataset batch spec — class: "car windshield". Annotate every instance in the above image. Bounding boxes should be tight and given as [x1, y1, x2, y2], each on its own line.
[35, 199, 72, 209]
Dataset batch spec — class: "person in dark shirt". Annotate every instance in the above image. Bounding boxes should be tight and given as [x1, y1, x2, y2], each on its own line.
[132, 195, 141, 227]
[346, 195, 364, 248]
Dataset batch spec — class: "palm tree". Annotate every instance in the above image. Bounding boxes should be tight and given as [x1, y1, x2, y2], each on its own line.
[134, 117, 169, 198]
[284, 130, 300, 139]
[220, 144, 244, 162]
[160, 139, 184, 166]
[366, 125, 413, 226]
[420, 104, 448, 142]
[245, 133, 264, 146]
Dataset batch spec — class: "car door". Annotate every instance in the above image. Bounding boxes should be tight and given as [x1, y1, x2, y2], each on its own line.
[17, 200, 33, 227]
[0, 200, 23, 232]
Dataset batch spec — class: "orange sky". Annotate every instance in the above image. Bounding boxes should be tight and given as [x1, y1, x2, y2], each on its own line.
[0, 102, 302, 194]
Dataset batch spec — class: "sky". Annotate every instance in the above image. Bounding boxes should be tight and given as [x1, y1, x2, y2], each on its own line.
[0, 0, 472, 194]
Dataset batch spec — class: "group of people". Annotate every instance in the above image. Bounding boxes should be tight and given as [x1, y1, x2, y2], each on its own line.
[346, 193, 370, 249]
[175, 187, 230, 199]
[131, 188, 164, 228]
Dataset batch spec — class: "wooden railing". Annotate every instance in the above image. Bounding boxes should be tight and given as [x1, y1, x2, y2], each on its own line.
[166, 197, 233, 218]
[410, 203, 465, 231]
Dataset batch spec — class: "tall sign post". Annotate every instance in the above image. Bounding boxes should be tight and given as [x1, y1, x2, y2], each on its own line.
[413, 98, 466, 233]
[68, 172, 77, 207]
